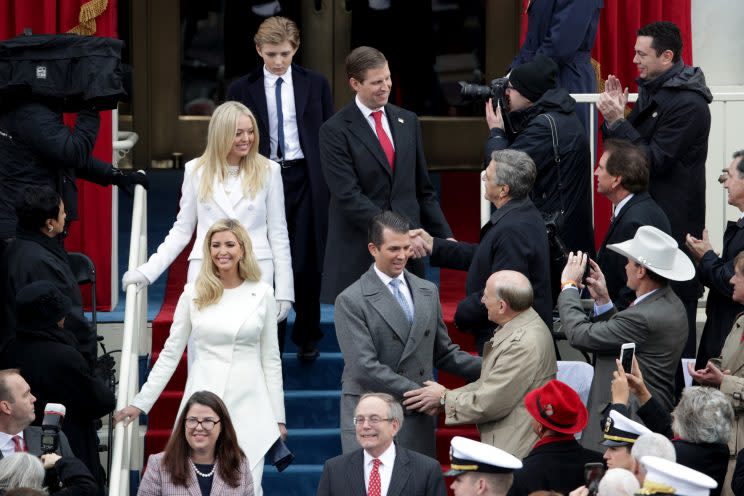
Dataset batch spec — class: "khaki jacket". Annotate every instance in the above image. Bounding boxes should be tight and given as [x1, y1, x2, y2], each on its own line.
[444, 307, 557, 458]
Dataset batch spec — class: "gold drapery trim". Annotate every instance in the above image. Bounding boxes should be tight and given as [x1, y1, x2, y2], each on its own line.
[67, 0, 109, 36]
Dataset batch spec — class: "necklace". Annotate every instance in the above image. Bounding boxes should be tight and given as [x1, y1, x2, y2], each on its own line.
[191, 460, 215, 478]
[227, 165, 240, 178]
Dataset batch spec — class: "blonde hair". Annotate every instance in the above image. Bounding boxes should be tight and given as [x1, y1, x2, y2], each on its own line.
[195, 101, 268, 202]
[254, 16, 300, 49]
[194, 219, 261, 309]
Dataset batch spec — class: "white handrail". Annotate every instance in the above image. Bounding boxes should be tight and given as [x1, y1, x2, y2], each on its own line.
[108, 184, 148, 496]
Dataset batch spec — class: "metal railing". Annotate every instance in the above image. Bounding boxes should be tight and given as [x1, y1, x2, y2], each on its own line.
[481, 91, 744, 234]
[108, 184, 148, 496]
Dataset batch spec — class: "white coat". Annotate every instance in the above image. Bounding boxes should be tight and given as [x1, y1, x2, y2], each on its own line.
[131, 281, 285, 486]
[137, 158, 294, 302]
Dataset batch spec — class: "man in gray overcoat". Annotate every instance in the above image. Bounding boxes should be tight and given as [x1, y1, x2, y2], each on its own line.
[558, 226, 694, 449]
[334, 211, 481, 458]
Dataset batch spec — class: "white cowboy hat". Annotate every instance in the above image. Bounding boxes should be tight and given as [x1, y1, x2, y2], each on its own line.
[607, 225, 695, 281]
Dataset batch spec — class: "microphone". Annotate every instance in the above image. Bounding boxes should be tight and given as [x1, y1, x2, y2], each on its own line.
[41, 403, 66, 454]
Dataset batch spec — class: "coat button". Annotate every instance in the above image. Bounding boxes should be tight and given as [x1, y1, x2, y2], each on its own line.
[419, 369, 425, 376]
[393, 334, 400, 341]
[398, 369, 405, 374]
[424, 330, 431, 336]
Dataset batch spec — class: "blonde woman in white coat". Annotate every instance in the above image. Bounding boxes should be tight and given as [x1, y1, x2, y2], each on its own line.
[116, 219, 286, 495]
[122, 101, 294, 324]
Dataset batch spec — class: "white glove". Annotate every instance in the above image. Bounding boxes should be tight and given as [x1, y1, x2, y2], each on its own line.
[122, 269, 150, 292]
[276, 300, 292, 322]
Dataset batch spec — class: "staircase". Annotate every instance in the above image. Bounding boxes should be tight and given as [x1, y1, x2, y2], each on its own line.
[140, 171, 483, 495]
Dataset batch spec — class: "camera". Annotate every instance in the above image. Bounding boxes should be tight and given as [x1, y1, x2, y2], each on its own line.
[459, 77, 515, 136]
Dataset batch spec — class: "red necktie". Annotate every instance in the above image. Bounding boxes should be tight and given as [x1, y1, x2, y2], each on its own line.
[371, 111, 395, 170]
[12, 435, 26, 452]
[368, 458, 382, 496]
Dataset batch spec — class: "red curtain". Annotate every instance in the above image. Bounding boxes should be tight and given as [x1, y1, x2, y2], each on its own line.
[519, 0, 693, 248]
[0, 0, 118, 310]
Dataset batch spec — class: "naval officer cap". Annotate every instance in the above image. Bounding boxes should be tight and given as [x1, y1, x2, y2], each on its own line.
[638, 456, 717, 496]
[443, 436, 522, 477]
[601, 409, 652, 447]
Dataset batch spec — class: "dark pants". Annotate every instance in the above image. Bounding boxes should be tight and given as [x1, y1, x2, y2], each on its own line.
[277, 160, 323, 352]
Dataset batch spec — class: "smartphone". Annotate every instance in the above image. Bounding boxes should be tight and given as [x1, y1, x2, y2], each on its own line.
[584, 462, 606, 496]
[620, 342, 636, 374]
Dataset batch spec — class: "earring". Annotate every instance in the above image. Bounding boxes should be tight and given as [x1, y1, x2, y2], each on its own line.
[48, 225, 53, 232]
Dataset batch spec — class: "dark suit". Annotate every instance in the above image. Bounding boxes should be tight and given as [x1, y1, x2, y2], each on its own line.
[227, 64, 334, 348]
[695, 219, 744, 369]
[0, 426, 74, 458]
[430, 197, 552, 353]
[316, 444, 446, 496]
[319, 101, 452, 302]
[508, 439, 603, 496]
[334, 266, 481, 458]
[596, 192, 671, 309]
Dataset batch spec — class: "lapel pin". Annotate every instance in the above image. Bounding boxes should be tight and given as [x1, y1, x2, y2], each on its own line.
[652, 111, 658, 118]
[398, 117, 404, 123]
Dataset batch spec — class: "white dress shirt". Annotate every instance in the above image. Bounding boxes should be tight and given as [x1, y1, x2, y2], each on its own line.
[364, 442, 396, 496]
[593, 288, 660, 316]
[263, 66, 304, 161]
[355, 95, 396, 150]
[373, 265, 414, 315]
[0, 431, 25, 458]
[612, 193, 634, 218]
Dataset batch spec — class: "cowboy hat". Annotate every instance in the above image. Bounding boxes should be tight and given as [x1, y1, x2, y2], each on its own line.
[607, 225, 694, 281]
[524, 379, 588, 435]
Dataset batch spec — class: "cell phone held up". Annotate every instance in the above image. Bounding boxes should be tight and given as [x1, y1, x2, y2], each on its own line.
[585, 462, 605, 496]
[620, 343, 636, 374]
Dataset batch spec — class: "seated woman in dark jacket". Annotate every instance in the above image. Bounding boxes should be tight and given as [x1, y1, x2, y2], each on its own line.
[611, 357, 732, 496]
[1, 185, 96, 365]
[0, 452, 97, 495]
[0, 281, 114, 494]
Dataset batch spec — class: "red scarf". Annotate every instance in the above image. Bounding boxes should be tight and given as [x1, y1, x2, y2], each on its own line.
[532, 433, 577, 449]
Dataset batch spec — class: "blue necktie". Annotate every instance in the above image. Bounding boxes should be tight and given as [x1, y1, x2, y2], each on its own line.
[275, 77, 285, 159]
[389, 279, 413, 324]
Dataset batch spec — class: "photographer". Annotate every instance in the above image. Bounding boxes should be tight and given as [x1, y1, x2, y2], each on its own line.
[0, 452, 97, 496]
[483, 54, 594, 260]
[0, 282, 114, 492]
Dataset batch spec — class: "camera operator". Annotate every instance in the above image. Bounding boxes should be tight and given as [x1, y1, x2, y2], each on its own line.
[0, 452, 97, 496]
[483, 54, 595, 262]
[0, 282, 114, 493]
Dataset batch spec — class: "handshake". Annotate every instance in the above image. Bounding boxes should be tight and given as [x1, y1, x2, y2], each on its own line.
[408, 229, 434, 259]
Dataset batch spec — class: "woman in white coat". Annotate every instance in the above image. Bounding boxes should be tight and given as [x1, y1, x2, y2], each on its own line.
[122, 101, 294, 322]
[115, 219, 285, 495]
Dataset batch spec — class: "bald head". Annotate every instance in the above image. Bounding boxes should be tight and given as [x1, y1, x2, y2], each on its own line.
[482, 271, 534, 325]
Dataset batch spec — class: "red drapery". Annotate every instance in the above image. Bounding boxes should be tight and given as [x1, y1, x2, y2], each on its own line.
[0, 0, 118, 310]
[519, 0, 693, 248]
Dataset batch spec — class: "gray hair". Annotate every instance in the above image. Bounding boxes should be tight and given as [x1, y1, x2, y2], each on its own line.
[733, 149, 744, 177]
[489, 149, 536, 200]
[672, 386, 734, 444]
[491, 270, 534, 311]
[358, 392, 404, 428]
[0, 453, 45, 490]
[631, 433, 675, 479]
[598, 468, 640, 496]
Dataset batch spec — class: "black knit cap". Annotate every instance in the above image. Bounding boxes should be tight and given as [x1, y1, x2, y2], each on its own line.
[15, 281, 71, 329]
[509, 54, 559, 102]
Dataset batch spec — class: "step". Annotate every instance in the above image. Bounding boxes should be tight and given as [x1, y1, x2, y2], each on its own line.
[263, 464, 324, 496]
[284, 390, 340, 428]
[283, 352, 344, 390]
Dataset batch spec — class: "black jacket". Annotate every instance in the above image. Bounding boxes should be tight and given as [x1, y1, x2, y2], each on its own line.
[0, 102, 115, 237]
[485, 88, 594, 255]
[508, 439, 604, 496]
[430, 197, 552, 336]
[596, 192, 671, 309]
[0, 324, 114, 491]
[2, 228, 96, 364]
[602, 62, 712, 301]
[695, 220, 744, 368]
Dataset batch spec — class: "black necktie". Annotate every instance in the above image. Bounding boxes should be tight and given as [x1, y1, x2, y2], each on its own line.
[275, 77, 285, 159]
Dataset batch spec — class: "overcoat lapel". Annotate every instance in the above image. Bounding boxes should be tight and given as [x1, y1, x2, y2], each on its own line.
[398, 273, 429, 363]
[346, 105, 393, 176]
[362, 268, 410, 344]
[211, 177, 239, 218]
[292, 66, 309, 131]
[247, 75, 269, 131]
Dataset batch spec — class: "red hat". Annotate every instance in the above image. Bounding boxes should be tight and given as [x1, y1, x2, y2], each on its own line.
[524, 380, 588, 435]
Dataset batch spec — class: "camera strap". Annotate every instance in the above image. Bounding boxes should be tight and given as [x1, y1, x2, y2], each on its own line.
[540, 113, 565, 215]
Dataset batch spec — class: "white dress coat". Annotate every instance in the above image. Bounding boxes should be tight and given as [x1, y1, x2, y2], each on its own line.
[131, 281, 286, 482]
[137, 158, 294, 302]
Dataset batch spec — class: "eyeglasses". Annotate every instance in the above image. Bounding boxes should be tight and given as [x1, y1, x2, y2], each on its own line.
[353, 416, 394, 426]
[185, 417, 221, 431]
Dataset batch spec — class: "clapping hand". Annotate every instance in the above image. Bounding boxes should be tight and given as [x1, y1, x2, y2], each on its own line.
[597, 75, 628, 124]
[685, 229, 715, 263]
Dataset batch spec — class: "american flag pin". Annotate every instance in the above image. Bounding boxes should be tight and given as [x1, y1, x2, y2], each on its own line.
[398, 117, 404, 123]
